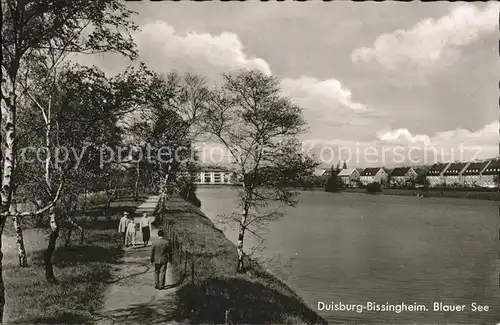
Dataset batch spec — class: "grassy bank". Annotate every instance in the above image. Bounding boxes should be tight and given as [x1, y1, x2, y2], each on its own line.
[342, 187, 500, 201]
[158, 196, 327, 325]
[3, 195, 148, 324]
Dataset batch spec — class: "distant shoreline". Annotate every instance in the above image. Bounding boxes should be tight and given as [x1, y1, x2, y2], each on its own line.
[340, 187, 500, 201]
[195, 184, 500, 201]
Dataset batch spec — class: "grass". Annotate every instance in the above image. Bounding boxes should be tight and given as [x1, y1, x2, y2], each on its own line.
[156, 196, 327, 325]
[3, 194, 149, 324]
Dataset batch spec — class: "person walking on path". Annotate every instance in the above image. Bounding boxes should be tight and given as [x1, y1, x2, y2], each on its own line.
[140, 212, 152, 247]
[125, 216, 136, 247]
[118, 212, 129, 246]
[150, 229, 173, 290]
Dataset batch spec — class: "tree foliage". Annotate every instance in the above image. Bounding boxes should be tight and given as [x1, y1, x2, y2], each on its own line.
[203, 69, 318, 272]
[325, 165, 343, 193]
[1, 0, 139, 320]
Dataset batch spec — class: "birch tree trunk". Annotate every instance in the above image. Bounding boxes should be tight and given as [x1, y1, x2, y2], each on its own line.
[12, 214, 27, 267]
[11, 202, 27, 268]
[10, 199, 28, 267]
[236, 209, 248, 272]
[0, 217, 7, 323]
[1, 78, 16, 322]
[1, 68, 17, 323]
[44, 207, 59, 282]
[6, 78, 28, 267]
[2, 79, 16, 211]
[236, 178, 250, 273]
[1, 74, 16, 208]
[2, 66, 28, 268]
[42, 96, 60, 282]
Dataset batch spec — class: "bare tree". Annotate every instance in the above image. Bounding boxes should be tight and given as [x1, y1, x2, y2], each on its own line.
[203, 69, 318, 272]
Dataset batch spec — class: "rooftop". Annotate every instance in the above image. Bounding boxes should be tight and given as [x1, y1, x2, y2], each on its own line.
[389, 167, 413, 177]
[442, 162, 469, 176]
[462, 161, 490, 175]
[312, 169, 327, 177]
[338, 168, 357, 177]
[426, 163, 449, 176]
[199, 164, 231, 172]
[482, 159, 500, 175]
[360, 167, 383, 176]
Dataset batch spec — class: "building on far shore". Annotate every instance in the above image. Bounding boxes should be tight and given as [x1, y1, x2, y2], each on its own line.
[388, 167, 417, 186]
[195, 166, 236, 185]
[359, 167, 388, 186]
[441, 162, 469, 187]
[313, 169, 327, 177]
[338, 168, 360, 187]
[426, 162, 450, 187]
[479, 159, 500, 188]
[462, 160, 491, 187]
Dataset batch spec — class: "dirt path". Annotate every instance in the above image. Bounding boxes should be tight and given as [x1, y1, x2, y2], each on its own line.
[95, 195, 180, 325]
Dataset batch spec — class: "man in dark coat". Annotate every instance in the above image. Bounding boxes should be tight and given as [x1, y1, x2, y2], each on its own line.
[150, 229, 173, 289]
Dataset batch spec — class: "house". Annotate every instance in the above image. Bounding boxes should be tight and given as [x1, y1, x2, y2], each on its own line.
[196, 166, 235, 185]
[462, 161, 491, 187]
[426, 162, 450, 187]
[312, 169, 327, 177]
[388, 167, 417, 186]
[337, 168, 360, 187]
[479, 159, 500, 188]
[359, 167, 388, 186]
[441, 162, 469, 187]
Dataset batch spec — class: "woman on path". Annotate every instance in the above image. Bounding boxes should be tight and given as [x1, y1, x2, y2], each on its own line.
[125, 216, 136, 247]
[140, 212, 152, 247]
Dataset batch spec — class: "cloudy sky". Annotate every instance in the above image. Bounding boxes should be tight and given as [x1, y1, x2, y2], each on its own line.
[76, 1, 499, 168]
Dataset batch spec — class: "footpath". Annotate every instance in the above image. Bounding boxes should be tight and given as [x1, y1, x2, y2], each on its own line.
[95, 195, 180, 325]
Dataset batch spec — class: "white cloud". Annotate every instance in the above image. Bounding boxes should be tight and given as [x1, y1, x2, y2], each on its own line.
[281, 76, 367, 112]
[136, 21, 367, 117]
[300, 121, 499, 167]
[377, 121, 500, 147]
[135, 21, 271, 75]
[377, 129, 431, 145]
[126, 20, 372, 146]
[351, 2, 499, 70]
[198, 121, 499, 168]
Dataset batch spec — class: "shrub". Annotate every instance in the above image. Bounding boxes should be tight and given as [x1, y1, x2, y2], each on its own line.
[325, 174, 343, 192]
[179, 183, 202, 208]
[366, 182, 382, 193]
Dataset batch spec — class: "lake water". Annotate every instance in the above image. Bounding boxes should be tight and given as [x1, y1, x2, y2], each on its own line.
[197, 187, 500, 324]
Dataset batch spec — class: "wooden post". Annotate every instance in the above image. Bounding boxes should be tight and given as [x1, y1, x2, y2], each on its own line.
[225, 309, 230, 325]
